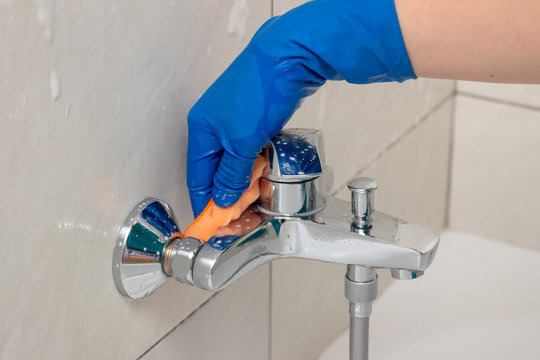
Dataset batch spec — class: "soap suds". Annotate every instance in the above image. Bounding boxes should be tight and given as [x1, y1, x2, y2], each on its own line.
[34, 0, 54, 43]
[50, 69, 60, 101]
[228, 0, 249, 41]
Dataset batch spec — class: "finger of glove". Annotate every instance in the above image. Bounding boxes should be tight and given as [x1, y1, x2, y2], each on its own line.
[212, 150, 256, 208]
[187, 117, 223, 217]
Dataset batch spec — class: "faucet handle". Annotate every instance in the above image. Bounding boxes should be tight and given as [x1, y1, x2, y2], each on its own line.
[266, 128, 325, 183]
[347, 177, 378, 229]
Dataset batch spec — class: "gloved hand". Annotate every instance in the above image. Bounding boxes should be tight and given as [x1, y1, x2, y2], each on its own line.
[187, 0, 416, 217]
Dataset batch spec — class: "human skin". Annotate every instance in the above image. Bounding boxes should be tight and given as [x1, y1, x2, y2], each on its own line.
[395, 0, 540, 83]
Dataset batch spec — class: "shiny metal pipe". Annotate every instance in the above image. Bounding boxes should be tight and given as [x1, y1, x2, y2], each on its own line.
[350, 317, 369, 360]
[346, 265, 376, 360]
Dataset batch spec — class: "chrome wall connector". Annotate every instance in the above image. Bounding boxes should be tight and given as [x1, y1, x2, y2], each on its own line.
[112, 198, 201, 299]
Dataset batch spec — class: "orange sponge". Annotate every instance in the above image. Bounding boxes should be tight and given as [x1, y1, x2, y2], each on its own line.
[182, 155, 268, 242]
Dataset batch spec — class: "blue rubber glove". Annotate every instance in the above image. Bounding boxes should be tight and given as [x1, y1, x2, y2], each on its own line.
[187, 0, 416, 217]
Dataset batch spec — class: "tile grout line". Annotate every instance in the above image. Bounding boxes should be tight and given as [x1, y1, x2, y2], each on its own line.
[443, 83, 458, 228]
[331, 92, 454, 196]
[136, 293, 218, 359]
[458, 91, 540, 113]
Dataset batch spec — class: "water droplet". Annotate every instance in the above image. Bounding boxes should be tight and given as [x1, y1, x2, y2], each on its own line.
[156, 251, 160, 255]
[50, 69, 60, 101]
[143, 247, 147, 252]
[64, 102, 71, 118]
[216, 240, 222, 244]
[280, 153, 285, 157]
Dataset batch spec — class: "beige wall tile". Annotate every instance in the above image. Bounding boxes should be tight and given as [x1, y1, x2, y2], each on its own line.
[0, 1, 270, 359]
[272, 99, 453, 360]
[141, 265, 270, 360]
[341, 99, 454, 232]
[288, 80, 454, 194]
[458, 81, 540, 108]
[449, 95, 540, 250]
[273, 0, 309, 14]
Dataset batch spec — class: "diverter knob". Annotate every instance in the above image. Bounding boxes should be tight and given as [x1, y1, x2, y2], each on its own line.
[347, 177, 378, 230]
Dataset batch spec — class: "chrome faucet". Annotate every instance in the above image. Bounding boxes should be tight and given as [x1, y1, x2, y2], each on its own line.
[112, 128, 440, 360]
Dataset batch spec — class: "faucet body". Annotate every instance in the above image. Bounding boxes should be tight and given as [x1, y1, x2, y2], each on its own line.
[159, 128, 438, 292]
[113, 127, 439, 297]
[112, 128, 440, 360]
[179, 197, 438, 291]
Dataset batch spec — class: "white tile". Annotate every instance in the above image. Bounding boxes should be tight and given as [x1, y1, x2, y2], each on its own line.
[273, 0, 309, 14]
[287, 79, 454, 194]
[335, 99, 453, 232]
[271, 259, 349, 360]
[458, 81, 540, 108]
[0, 1, 270, 359]
[272, 100, 452, 360]
[449, 95, 540, 250]
[141, 265, 270, 360]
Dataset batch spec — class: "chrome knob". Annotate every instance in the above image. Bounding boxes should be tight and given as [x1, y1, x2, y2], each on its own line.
[258, 128, 326, 217]
[347, 177, 378, 230]
[265, 128, 324, 183]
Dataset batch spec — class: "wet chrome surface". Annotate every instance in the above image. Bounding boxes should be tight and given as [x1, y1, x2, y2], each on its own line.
[112, 198, 181, 299]
[191, 196, 439, 291]
[113, 128, 440, 301]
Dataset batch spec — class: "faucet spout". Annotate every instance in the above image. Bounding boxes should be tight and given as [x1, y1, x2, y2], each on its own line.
[188, 196, 439, 291]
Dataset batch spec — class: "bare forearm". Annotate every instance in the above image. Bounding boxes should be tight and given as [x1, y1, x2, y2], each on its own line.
[395, 0, 540, 83]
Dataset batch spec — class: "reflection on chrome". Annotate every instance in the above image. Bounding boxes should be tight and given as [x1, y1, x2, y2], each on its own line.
[113, 128, 439, 298]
